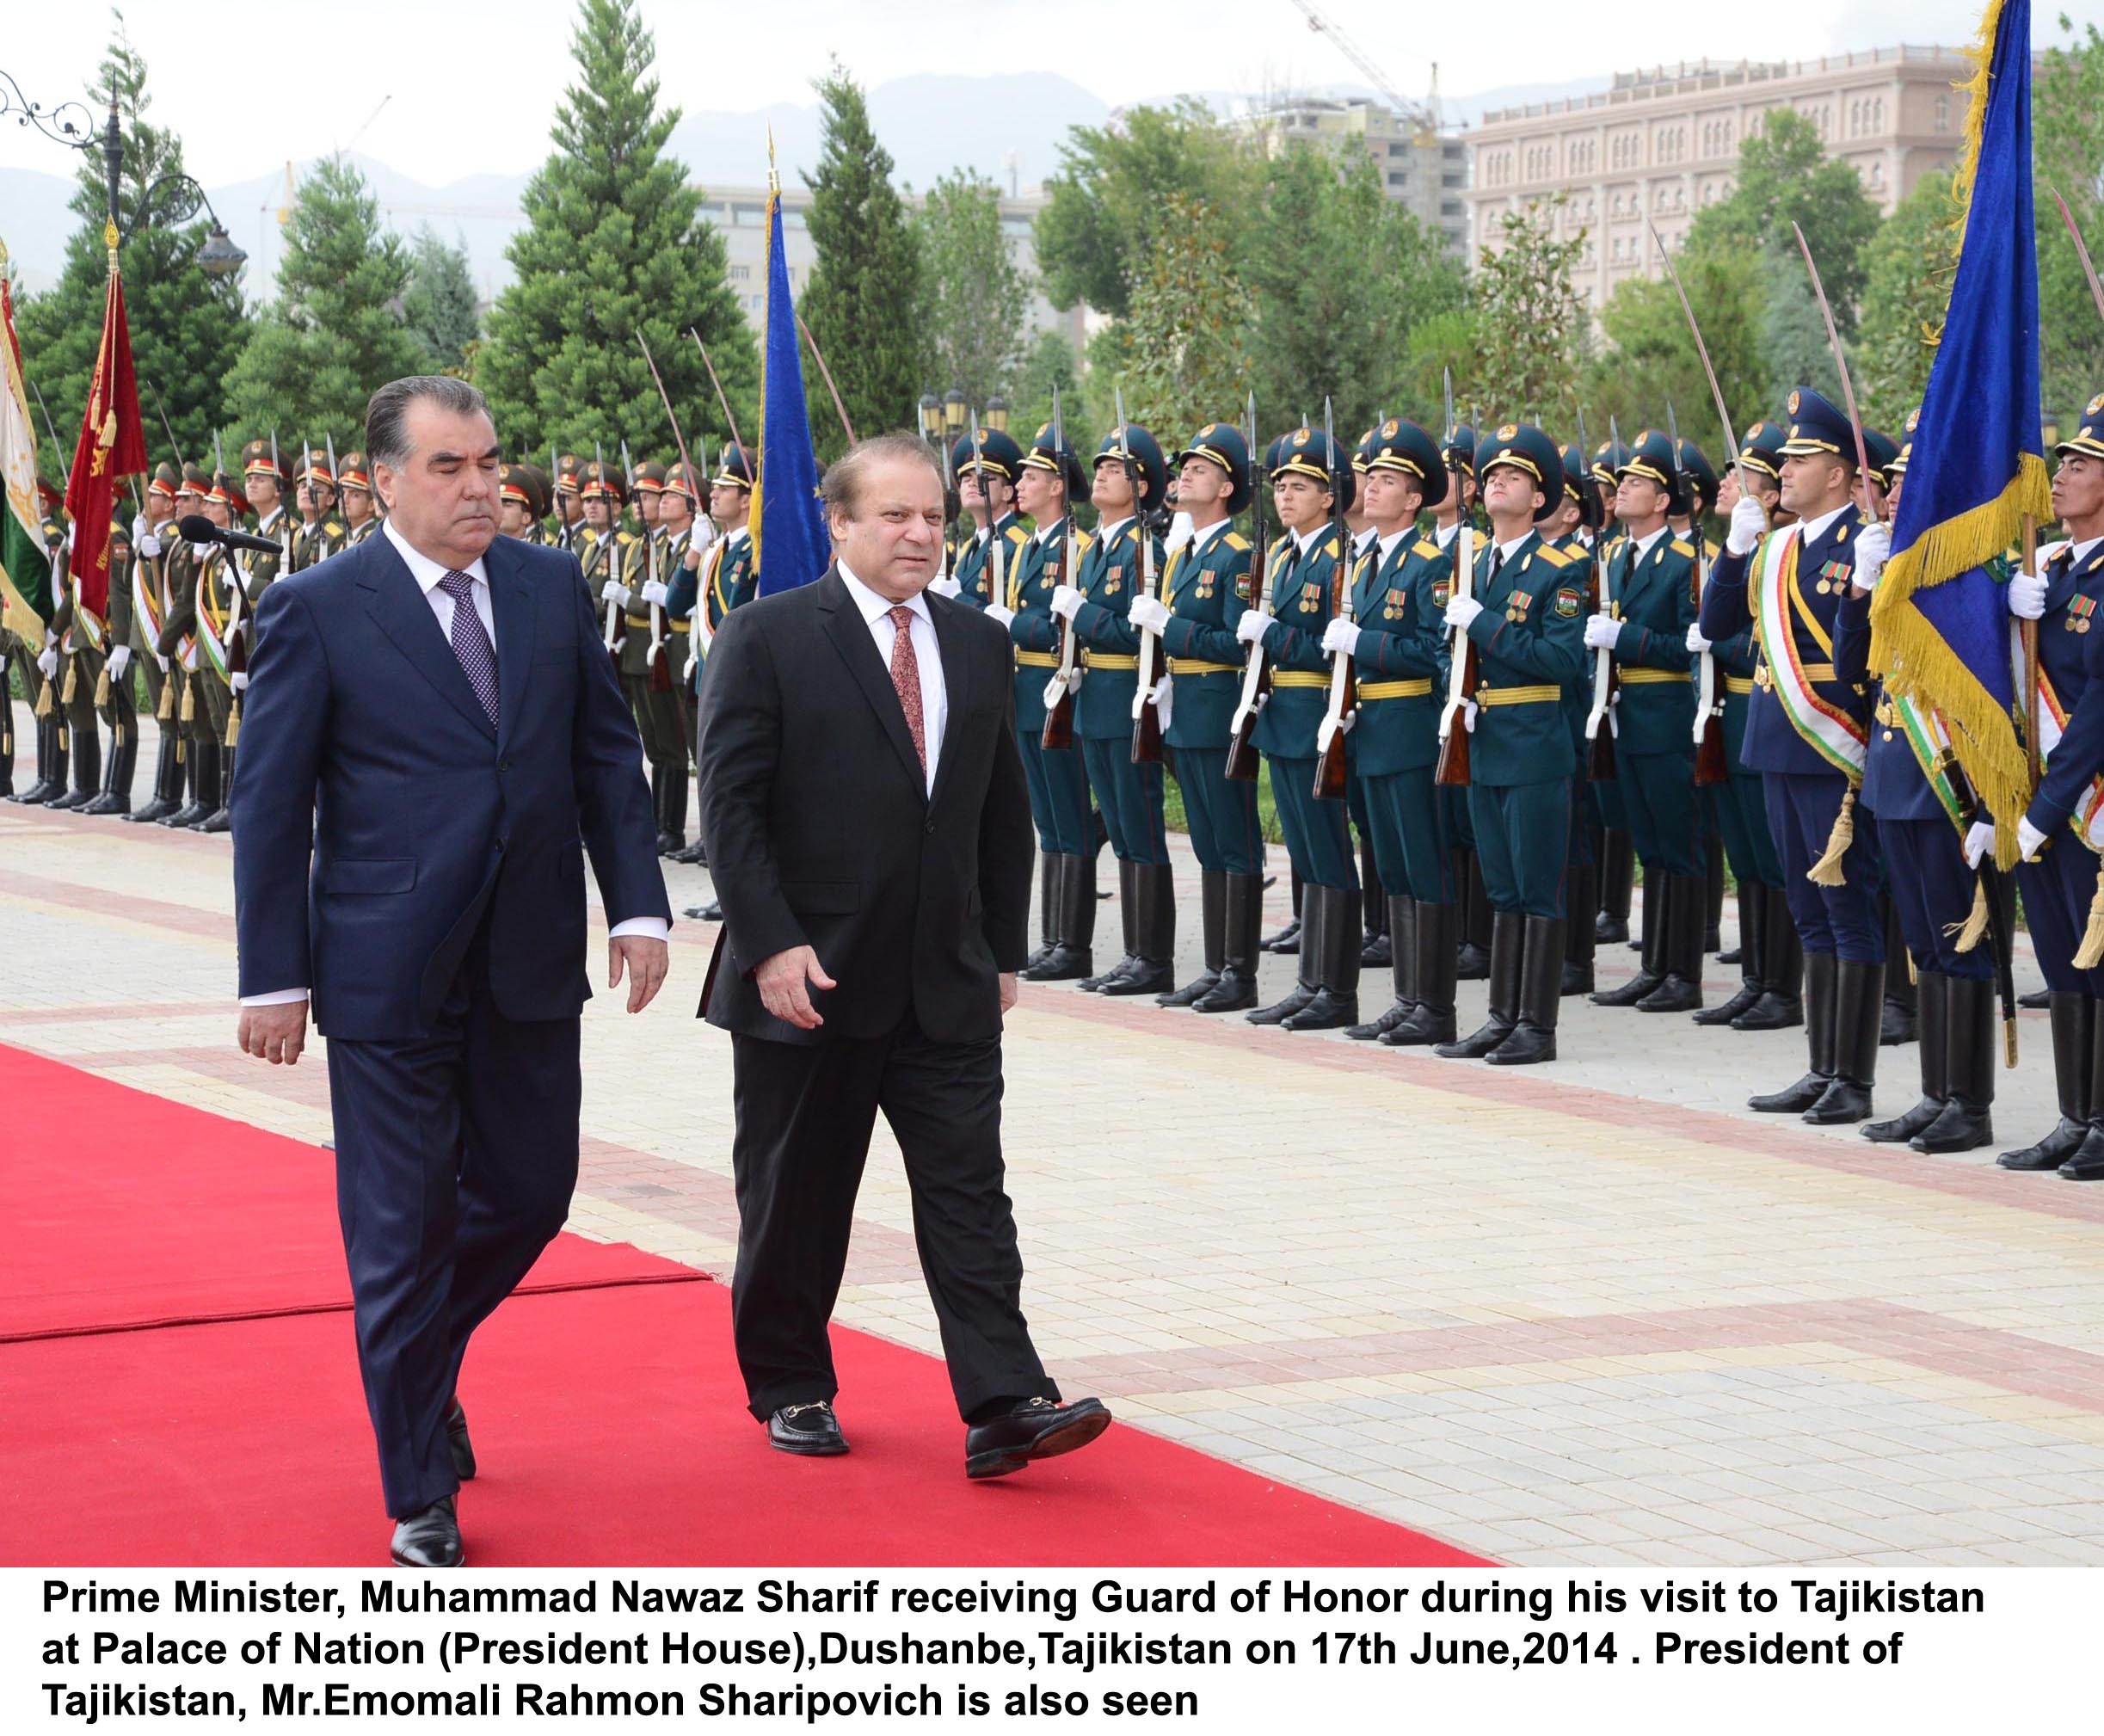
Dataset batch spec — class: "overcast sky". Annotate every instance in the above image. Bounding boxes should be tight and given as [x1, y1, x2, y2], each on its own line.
[3, 0, 2099, 185]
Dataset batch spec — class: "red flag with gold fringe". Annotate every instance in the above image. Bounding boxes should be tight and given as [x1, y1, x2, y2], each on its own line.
[64, 221, 147, 619]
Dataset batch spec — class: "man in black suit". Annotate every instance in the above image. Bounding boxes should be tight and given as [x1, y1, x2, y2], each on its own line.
[231, 377, 673, 1567]
[696, 434, 1110, 1479]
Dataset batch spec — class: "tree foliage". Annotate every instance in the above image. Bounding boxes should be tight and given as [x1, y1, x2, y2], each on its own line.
[1011, 327, 1081, 448]
[402, 226, 482, 377]
[1584, 251, 1768, 452]
[1105, 194, 1250, 450]
[476, 0, 754, 460]
[1471, 197, 1590, 431]
[223, 156, 426, 443]
[1855, 171, 1959, 434]
[800, 61, 925, 460]
[16, 9, 249, 475]
[2034, 16, 2104, 428]
[914, 169, 1024, 413]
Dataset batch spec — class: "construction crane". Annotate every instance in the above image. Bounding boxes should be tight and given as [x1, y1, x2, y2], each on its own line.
[1283, 0, 1440, 139]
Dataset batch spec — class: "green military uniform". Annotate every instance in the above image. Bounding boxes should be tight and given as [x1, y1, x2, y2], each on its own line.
[946, 428, 1029, 614]
[43, 516, 110, 811]
[656, 460, 714, 867]
[609, 459, 685, 851]
[1548, 440, 1606, 998]
[553, 452, 588, 558]
[1435, 422, 1584, 1068]
[640, 460, 702, 857]
[173, 470, 247, 832]
[676, 444, 754, 920]
[151, 467, 208, 825]
[290, 444, 348, 571]
[1246, 426, 1361, 1031]
[1340, 419, 1457, 1044]
[116, 464, 185, 820]
[1585, 437, 1638, 947]
[75, 514, 141, 815]
[337, 451, 382, 548]
[7, 518, 76, 807]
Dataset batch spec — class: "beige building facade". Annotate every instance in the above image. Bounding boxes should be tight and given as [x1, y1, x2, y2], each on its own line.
[1241, 98, 1473, 257]
[1462, 46, 1975, 306]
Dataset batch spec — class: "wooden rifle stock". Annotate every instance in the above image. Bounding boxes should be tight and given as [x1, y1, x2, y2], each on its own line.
[1225, 526, 1272, 783]
[1041, 523, 1078, 751]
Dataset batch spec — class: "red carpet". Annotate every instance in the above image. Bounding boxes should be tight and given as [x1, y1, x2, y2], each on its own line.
[0, 1043, 1484, 1567]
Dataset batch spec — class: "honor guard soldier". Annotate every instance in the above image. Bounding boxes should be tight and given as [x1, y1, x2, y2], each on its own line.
[1547, 439, 1604, 997]
[1587, 434, 1638, 948]
[676, 443, 754, 920]
[1981, 394, 2104, 1176]
[1435, 422, 1585, 1066]
[151, 465, 210, 825]
[1049, 423, 1173, 995]
[291, 446, 348, 570]
[497, 461, 540, 539]
[118, 461, 185, 821]
[1000, 424, 1097, 980]
[645, 459, 705, 859]
[553, 452, 587, 554]
[242, 439, 295, 600]
[1694, 421, 1801, 1030]
[38, 511, 105, 811]
[579, 455, 639, 653]
[943, 428, 1028, 613]
[1672, 437, 1730, 959]
[1586, 428, 1706, 1014]
[76, 514, 139, 814]
[1344, 430, 1389, 974]
[186, 469, 252, 834]
[1430, 421, 1492, 979]
[1324, 418, 1456, 1043]
[611, 458, 686, 854]
[1235, 423, 1362, 1031]
[337, 451, 381, 545]
[7, 514, 71, 806]
[1834, 421, 1995, 1154]
[1127, 420, 1265, 1012]
[632, 458, 667, 540]
[1701, 386, 1887, 1124]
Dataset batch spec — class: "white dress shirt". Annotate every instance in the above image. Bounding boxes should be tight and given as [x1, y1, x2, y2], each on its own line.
[239, 523, 667, 1009]
[840, 561, 948, 796]
[1184, 516, 1229, 558]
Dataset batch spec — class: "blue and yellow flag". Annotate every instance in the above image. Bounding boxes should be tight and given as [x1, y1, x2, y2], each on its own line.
[752, 154, 829, 598]
[1870, 0, 2052, 849]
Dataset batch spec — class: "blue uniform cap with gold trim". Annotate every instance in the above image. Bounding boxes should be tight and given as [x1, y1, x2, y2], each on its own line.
[2056, 391, 2104, 463]
[1473, 422, 1565, 520]
[1269, 425, 1356, 513]
[1735, 419, 1787, 481]
[1778, 385, 1857, 463]
[1616, 428, 1689, 516]
[1019, 422, 1088, 496]
[1673, 436, 1719, 514]
[1174, 421, 1253, 514]
[950, 428, 1024, 484]
[1590, 439, 1631, 490]
[1364, 418, 1449, 511]
[1093, 423, 1168, 513]
[712, 442, 754, 490]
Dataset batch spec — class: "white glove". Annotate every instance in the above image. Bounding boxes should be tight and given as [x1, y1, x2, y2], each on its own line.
[1726, 495, 1767, 555]
[926, 576, 961, 599]
[231, 670, 249, 693]
[65, 521, 77, 552]
[2019, 816, 2048, 861]
[2007, 571, 2049, 619]
[1685, 624, 1712, 654]
[1963, 821, 1995, 868]
[107, 645, 132, 680]
[600, 580, 631, 608]
[1149, 674, 1172, 731]
[36, 646, 58, 679]
[1128, 594, 1172, 635]
[132, 510, 151, 544]
[641, 578, 670, 606]
[152, 651, 169, 673]
[1165, 510, 1194, 553]
[1444, 595, 1483, 631]
[1853, 521, 1891, 590]
[984, 604, 1016, 630]
[1235, 608, 1273, 646]
[137, 532, 162, 558]
[1463, 699, 1478, 734]
[1320, 616, 1359, 656]
[1584, 613, 1622, 650]
[1049, 582, 1084, 620]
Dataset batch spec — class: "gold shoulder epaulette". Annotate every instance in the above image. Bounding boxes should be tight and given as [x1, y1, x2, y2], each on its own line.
[1534, 542, 1572, 569]
[1670, 538, 1695, 558]
[1223, 532, 1249, 552]
[1324, 538, 1340, 561]
[1074, 531, 1094, 554]
[1269, 537, 1292, 562]
[1413, 539, 1441, 559]
[1005, 525, 1029, 545]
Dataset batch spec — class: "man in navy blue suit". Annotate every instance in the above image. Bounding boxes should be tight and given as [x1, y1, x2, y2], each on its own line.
[231, 376, 672, 1567]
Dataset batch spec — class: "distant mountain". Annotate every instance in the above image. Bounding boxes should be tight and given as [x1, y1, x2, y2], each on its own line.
[1, 165, 86, 295]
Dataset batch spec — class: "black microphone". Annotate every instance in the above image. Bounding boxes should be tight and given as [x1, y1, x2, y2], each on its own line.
[179, 513, 284, 555]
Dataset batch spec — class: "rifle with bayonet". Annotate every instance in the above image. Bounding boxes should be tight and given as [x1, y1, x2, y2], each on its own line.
[1226, 391, 1270, 783]
[1668, 403, 1727, 788]
[1116, 386, 1166, 766]
[593, 439, 623, 668]
[1041, 385, 1080, 753]
[1584, 415, 1624, 783]
[1434, 368, 1476, 788]
[1313, 397, 1356, 802]
[968, 409, 1008, 616]
[621, 437, 667, 688]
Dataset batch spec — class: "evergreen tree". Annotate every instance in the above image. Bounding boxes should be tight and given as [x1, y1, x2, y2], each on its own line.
[1585, 249, 1769, 444]
[2033, 18, 2104, 429]
[17, 9, 249, 471]
[402, 226, 483, 377]
[1109, 194, 1249, 448]
[801, 62, 925, 461]
[1471, 196, 1590, 430]
[1756, 244, 1843, 410]
[222, 156, 425, 440]
[916, 169, 1027, 411]
[1855, 172, 1959, 434]
[1012, 327, 1080, 446]
[477, 0, 754, 459]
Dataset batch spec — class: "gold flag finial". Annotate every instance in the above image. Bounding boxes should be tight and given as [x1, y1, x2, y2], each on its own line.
[103, 219, 119, 253]
[767, 126, 778, 195]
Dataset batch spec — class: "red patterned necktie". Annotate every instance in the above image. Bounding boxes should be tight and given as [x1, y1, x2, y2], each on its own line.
[886, 603, 926, 777]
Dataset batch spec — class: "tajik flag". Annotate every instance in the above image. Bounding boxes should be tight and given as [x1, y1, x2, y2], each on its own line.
[0, 258, 52, 639]
[66, 233, 146, 619]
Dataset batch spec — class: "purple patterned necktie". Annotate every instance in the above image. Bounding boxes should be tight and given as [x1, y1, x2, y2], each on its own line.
[438, 569, 499, 726]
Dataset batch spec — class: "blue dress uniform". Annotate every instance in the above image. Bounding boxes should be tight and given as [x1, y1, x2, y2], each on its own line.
[1154, 421, 1267, 1013]
[1586, 440, 1638, 947]
[1834, 480, 1996, 1157]
[1430, 424, 1492, 978]
[1010, 424, 1098, 982]
[1246, 426, 1362, 1031]
[1551, 441, 1609, 998]
[946, 428, 1029, 613]
[1342, 418, 1458, 1046]
[1696, 419, 1801, 1032]
[1063, 427, 1173, 995]
[1437, 423, 1585, 1068]
[1590, 430, 1707, 1015]
[1698, 387, 1885, 1123]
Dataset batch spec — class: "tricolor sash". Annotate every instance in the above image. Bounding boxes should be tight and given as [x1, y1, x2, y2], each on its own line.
[131, 552, 164, 645]
[194, 554, 230, 683]
[2019, 621, 2104, 849]
[1753, 527, 1867, 777]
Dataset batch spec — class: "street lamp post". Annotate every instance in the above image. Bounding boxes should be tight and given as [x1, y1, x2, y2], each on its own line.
[102, 97, 245, 277]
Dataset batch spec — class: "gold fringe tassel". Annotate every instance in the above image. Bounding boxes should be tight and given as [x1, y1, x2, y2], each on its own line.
[1950, 877, 1991, 954]
[224, 704, 240, 749]
[157, 679, 173, 720]
[95, 667, 110, 708]
[59, 660, 77, 705]
[33, 680, 52, 717]
[2074, 869, 2104, 971]
[1807, 785, 1857, 885]
[180, 684, 194, 723]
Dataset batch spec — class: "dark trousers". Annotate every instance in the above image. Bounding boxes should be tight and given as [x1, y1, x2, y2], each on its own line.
[325, 929, 582, 1518]
[1713, 766, 1783, 887]
[1018, 731, 1093, 855]
[2021, 834, 2104, 996]
[1470, 778, 1572, 919]
[1172, 745, 1264, 874]
[1615, 744, 1706, 877]
[1267, 754, 1357, 890]
[729, 1014, 1058, 1424]
[1080, 736, 1170, 864]
[1763, 768, 1884, 960]
[1878, 813, 1990, 981]
[1363, 765, 1452, 902]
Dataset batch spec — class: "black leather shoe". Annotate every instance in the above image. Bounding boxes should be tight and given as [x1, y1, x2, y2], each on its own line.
[1346, 1000, 1414, 1040]
[964, 1396, 1111, 1480]
[768, 1400, 849, 1456]
[1098, 959, 1172, 997]
[1278, 988, 1358, 1031]
[682, 900, 723, 921]
[2001, 1120, 2089, 1171]
[1454, 941, 1490, 980]
[446, 1398, 476, 1481]
[1261, 917, 1301, 954]
[2021, 988, 2052, 1011]
[672, 839, 708, 865]
[389, 1496, 463, 1567]
[1246, 984, 1315, 1026]
[1190, 967, 1259, 1013]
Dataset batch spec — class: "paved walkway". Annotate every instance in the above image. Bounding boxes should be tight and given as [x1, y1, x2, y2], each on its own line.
[6, 697, 2103, 1569]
